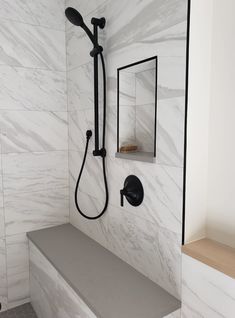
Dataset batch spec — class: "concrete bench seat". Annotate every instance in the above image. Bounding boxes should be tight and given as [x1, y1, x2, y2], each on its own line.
[27, 224, 180, 318]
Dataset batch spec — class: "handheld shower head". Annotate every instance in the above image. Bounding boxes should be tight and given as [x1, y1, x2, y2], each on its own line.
[65, 7, 98, 49]
[65, 7, 84, 27]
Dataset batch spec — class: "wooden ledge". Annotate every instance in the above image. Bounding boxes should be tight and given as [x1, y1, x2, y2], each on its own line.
[182, 238, 235, 279]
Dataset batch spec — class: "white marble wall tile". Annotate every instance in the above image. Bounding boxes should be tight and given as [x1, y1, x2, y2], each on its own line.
[0, 0, 37, 25]
[107, 56, 185, 109]
[106, 0, 187, 55]
[158, 57, 185, 100]
[67, 63, 94, 111]
[136, 104, 155, 153]
[107, 158, 183, 235]
[66, 27, 93, 71]
[69, 191, 109, 248]
[0, 238, 7, 311]
[57, 273, 97, 318]
[2, 151, 68, 195]
[0, 20, 66, 71]
[106, 156, 136, 207]
[69, 151, 105, 200]
[0, 0, 68, 311]
[0, 66, 67, 111]
[0, 0, 65, 30]
[7, 271, 30, 309]
[157, 97, 185, 167]
[6, 233, 29, 276]
[105, 104, 118, 156]
[30, 273, 54, 318]
[119, 106, 136, 146]
[119, 71, 135, 106]
[164, 309, 181, 318]
[0, 207, 4, 239]
[67, 62, 103, 112]
[5, 188, 69, 236]
[102, 204, 181, 299]
[29, 242, 57, 318]
[68, 109, 104, 153]
[182, 254, 235, 318]
[136, 69, 155, 106]
[133, 162, 183, 235]
[0, 165, 4, 238]
[0, 111, 68, 153]
[25, 0, 65, 30]
[29, 241, 97, 318]
[6, 234, 30, 309]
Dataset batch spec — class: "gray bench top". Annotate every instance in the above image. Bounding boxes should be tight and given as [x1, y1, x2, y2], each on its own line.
[27, 224, 180, 318]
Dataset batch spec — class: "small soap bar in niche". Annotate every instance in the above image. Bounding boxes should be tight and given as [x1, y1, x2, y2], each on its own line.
[120, 142, 138, 153]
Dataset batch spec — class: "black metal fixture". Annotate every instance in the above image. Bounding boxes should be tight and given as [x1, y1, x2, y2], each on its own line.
[120, 175, 144, 207]
[65, 7, 108, 219]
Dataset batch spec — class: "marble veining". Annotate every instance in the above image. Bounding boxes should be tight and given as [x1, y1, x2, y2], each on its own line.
[0, 0, 68, 311]
[119, 106, 136, 146]
[24, 0, 65, 30]
[0, 19, 66, 71]
[135, 69, 156, 106]
[6, 233, 29, 276]
[0, 0, 65, 30]
[136, 104, 155, 152]
[68, 109, 103, 154]
[0, 238, 7, 311]
[57, 273, 97, 318]
[29, 242, 58, 318]
[182, 254, 235, 318]
[0, 167, 4, 238]
[2, 151, 68, 195]
[5, 188, 69, 236]
[0, 111, 68, 153]
[7, 271, 30, 309]
[157, 97, 185, 167]
[67, 62, 103, 111]
[69, 150, 105, 201]
[0, 66, 67, 111]
[106, 0, 187, 54]
[29, 241, 97, 318]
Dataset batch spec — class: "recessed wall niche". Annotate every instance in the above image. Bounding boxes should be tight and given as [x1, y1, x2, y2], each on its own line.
[116, 56, 157, 163]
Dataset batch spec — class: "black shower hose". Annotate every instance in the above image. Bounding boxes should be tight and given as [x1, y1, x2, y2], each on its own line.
[74, 52, 109, 220]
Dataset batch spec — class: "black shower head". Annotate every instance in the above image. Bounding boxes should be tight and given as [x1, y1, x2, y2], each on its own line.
[65, 7, 84, 27]
[65, 7, 98, 47]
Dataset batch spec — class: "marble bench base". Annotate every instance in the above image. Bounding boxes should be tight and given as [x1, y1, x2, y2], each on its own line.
[29, 240, 180, 318]
[27, 224, 180, 318]
[29, 242, 96, 318]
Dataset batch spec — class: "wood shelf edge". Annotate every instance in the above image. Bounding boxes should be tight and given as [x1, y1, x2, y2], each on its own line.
[182, 238, 235, 280]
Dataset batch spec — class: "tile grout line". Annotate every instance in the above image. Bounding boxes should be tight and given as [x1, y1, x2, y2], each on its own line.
[64, 0, 71, 226]
[0, 127, 8, 311]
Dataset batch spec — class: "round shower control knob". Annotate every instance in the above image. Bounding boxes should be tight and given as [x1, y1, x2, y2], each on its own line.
[120, 175, 144, 207]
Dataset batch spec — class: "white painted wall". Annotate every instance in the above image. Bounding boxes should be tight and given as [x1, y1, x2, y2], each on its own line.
[185, 0, 213, 243]
[186, 0, 235, 248]
[206, 0, 235, 248]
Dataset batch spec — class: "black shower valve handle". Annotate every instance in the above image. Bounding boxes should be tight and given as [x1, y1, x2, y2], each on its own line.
[120, 188, 127, 207]
[120, 175, 144, 208]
